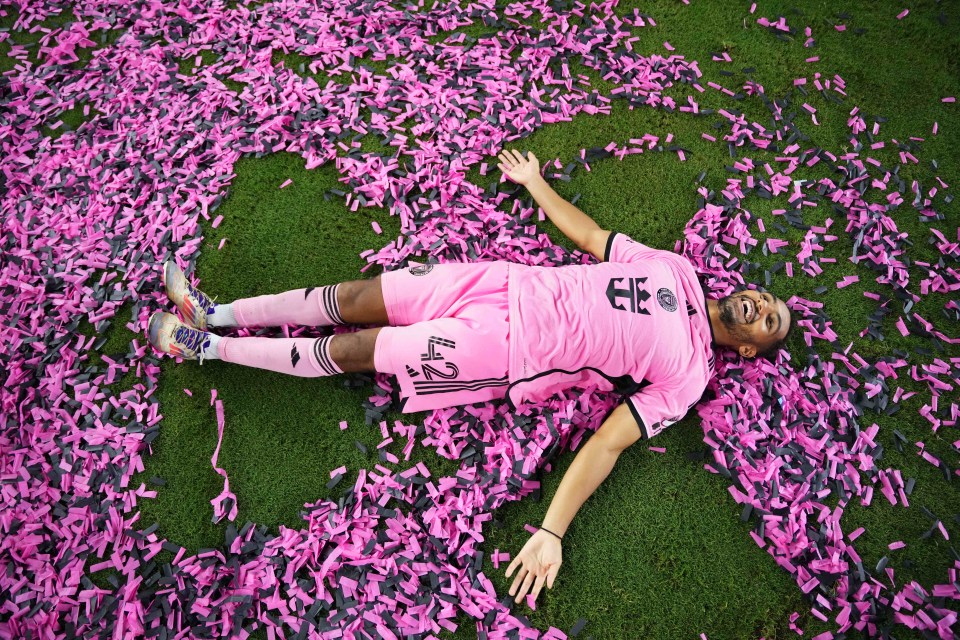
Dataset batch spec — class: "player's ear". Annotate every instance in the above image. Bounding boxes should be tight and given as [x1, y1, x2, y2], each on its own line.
[738, 344, 757, 358]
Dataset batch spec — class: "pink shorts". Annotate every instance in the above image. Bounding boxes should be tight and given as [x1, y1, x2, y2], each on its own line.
[375, 261, 511, 413]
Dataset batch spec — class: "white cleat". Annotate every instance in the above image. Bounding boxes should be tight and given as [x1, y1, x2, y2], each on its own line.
[147, 311, 212, 363]
[162, 260, 215, 331]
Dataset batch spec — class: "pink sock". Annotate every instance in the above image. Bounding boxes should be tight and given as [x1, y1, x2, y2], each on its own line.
[218, 335, 343, 376]
[231, 285, 345, 328]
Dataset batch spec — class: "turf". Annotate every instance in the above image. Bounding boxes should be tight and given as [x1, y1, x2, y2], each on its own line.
[135, 2, 959, 638]
[7, 0, 957, 637]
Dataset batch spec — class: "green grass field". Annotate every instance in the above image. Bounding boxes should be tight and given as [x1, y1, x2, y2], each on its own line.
[5, 0, 957, 637]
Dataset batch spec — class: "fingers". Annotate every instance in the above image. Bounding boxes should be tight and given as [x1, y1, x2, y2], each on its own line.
[546, 563, 560, 589]
[529, 571, 548, 602]
[515, 568, 537, 603]
[508, 561, 559, 607]
[505, 556, 521, 579]
[508, 565, 527, 598]
[497, 149, 531, 168]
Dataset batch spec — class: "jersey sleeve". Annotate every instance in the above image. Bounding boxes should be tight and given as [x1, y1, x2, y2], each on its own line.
[626, 378, 704, 440]
[604, 232, 666, 264]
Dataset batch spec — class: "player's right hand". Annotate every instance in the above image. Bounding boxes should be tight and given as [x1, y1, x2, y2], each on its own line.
[496, 149, 540, 186]
[505, 529, 562, 605]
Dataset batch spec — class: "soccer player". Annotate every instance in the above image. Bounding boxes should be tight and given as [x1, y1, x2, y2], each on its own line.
[147, 149, 791, 606]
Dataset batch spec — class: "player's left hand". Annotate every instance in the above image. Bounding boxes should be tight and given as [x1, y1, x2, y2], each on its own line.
[497, 149, 540, 186]
[505, 529, 562, 605]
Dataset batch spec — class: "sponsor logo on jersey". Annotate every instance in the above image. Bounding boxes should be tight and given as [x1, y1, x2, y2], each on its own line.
[605, 276, 650, 315]
[657, 287, 678, 312]
[409, 264, 434, 276]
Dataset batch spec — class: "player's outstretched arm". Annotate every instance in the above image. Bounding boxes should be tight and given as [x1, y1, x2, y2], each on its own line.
[505, 403, 642, 605]
[497, 149, 611, 261]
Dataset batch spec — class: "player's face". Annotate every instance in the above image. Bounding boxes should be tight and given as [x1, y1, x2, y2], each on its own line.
[718, 290, 790, 356]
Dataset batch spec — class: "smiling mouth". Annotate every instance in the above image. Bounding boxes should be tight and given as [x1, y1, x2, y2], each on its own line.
[741, 298, 755, 323]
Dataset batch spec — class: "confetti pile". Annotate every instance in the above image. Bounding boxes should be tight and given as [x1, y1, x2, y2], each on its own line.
[1, 0, 957, 638]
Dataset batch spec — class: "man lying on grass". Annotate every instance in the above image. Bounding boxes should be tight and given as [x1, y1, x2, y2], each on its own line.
[147, 148, 792, 606]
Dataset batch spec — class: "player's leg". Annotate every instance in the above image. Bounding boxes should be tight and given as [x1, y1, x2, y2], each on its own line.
[147, 310, 380, 374]
[221, 278, 388, 328]
[213, 327, 380, 374]
[162, 261, 389, 329]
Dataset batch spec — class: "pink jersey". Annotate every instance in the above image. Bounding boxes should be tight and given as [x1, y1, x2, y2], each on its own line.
[506, 232, 716, 439]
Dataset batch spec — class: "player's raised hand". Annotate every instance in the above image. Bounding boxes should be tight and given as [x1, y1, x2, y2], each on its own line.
[505, 529, 562, 605]
[497, 149, 540, 186]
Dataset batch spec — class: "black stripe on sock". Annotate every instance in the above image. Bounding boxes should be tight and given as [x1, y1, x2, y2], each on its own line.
[324, 286, 345, 325]
[312, 338, 329, 374]
[319, 337, 338, 374]
[313, 337, 338, 375]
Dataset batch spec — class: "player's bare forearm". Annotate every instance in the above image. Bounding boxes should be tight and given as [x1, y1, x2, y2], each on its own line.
[497, 149, 610, 260]
[541, 404, 641, 536]
[541, 434, 621, 536]
[505, 403, 640, 605]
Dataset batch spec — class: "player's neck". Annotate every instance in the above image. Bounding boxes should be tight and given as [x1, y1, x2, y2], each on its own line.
[705, 299, 734, 348]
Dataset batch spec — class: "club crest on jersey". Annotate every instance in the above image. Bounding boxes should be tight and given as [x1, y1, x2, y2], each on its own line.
[408, 264, 434, 276]
[657, 288, 678, 312]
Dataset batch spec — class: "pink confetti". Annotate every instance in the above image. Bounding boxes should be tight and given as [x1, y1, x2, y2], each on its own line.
[836, 275, 859, 288]
[2, 4, 956, 638]
[896, 317, 910, 336]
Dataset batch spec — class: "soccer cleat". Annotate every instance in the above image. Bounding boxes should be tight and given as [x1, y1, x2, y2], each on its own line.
[148, 311, 212, 363]
[162, 260, 215, 330]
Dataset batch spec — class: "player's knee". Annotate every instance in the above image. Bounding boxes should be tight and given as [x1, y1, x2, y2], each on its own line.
[329, 329, 378, 372]
[338, 277, 382, 320]
[336, 280, 361, 315]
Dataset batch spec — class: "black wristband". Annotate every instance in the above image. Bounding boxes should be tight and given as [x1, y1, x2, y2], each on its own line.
[540, 526, 562, 541]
